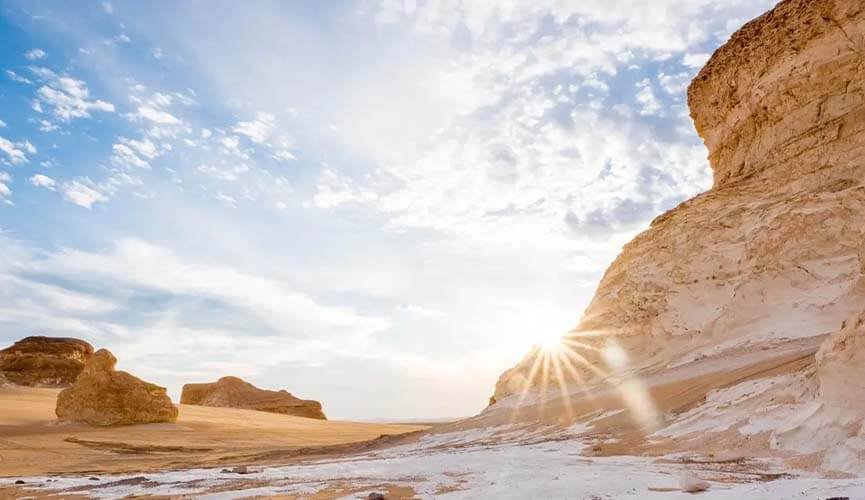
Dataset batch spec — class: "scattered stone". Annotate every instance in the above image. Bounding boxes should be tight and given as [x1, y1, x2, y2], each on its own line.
[0, 336, 94, 387]
[88, 477, 100, 481]
[181, 376, 326, 420]
[367, 493, 385, 500]
[679, 471, 710, 493]
[14, 480, 24, 485]
[55, 349, 178, 426]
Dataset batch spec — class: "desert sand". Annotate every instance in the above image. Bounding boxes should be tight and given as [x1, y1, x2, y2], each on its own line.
[0, 386, 427, 478]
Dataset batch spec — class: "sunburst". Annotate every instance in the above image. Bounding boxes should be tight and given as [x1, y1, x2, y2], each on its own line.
[507, 329, 659, 431]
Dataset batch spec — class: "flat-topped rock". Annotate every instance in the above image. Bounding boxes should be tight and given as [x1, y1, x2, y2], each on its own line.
[0, 336, 94, 387]
[181, 376, 326, 420]
[55, 349, 178, 426]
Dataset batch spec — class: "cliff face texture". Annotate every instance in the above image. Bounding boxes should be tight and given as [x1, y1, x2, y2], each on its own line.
[181, 376, 327, 420]
[56, 349, 178, 426]
[0, 336, 94, 387]
[490, 0, 865, 472]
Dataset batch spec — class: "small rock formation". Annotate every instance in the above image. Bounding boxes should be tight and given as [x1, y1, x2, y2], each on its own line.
[0, 336, 94, 387]
[55, 349, 178, 426]
[679, 471, 710, 493]
[181, 376, 326, 420]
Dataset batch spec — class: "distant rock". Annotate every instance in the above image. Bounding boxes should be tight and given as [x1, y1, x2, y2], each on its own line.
[181, 376, 326, 420]
[0, 336, 94, 387]
[55, 349, 178, 426]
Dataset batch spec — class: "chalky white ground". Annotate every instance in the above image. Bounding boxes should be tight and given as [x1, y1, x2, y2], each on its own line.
[5, 423, 865, 499]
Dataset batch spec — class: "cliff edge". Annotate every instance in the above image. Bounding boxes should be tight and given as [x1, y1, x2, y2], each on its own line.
[488, 0, 865, 474]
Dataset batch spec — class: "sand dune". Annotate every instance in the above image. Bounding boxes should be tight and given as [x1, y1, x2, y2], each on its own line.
[0, 386, 427, 477]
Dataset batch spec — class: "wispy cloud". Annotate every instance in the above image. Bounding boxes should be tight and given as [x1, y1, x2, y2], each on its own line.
[30, 68, 115, 122]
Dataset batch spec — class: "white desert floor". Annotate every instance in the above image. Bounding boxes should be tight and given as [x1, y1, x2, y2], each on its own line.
[5, 426, 865, 499]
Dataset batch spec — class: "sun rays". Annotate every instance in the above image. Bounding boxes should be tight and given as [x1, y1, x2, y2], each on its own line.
[507, 329, 661, 432]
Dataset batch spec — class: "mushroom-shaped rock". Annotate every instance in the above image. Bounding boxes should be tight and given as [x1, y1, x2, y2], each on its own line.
[55, 349, 178, 426]
[181, 376, 326, 420]
[0, 336, 94, 387]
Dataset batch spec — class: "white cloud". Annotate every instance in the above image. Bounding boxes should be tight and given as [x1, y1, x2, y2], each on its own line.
[234, 112, 275, 144]
[62, 179, 110, 208]
[635, 78, 662, 116]
[0, 172, 12, 202]
[32, 71, 115, 122]
[0, 119, 5, 127]
[152, 47, 163, 60]
[114, 34, 131, 44]
[101, 1, 114, 14]
[44, 239, 389, 338]
[313, 168, 378, 209]
[400, 304, 445, 318]
[29, 174, 56, 189]
[6, 70, 32, 84]
[133, 106, 181, 124]
[24, 48, 47, 61]
[110, 143, 149, 169]
[0, 136, 33, 164]
[658, 72, 692, 97]
[214, 192, 237, 207]
[683, 52, 711, 68]
[273, 149, 297, 162]
[38, 120, 58, 132]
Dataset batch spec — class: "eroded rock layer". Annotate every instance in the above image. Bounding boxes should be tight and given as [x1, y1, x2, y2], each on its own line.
[56, 349, 178, 426]
[0, 336, 94, 387]
[491, 0, 865, 459]
[181, 376, 326, 420]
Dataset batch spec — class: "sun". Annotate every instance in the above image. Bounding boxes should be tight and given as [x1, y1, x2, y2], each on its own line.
[536, 329, 565, 352]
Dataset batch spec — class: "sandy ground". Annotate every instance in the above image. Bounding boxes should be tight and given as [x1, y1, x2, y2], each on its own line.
[0, 386, 427, 477]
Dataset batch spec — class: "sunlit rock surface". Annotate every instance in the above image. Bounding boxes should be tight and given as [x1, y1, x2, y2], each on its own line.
[0, 336, 94, 387]
[181, 376, 327, 420]
[56, 349, 178, 426]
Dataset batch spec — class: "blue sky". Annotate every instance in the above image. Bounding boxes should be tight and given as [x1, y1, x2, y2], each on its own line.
[0, 0, 775, 419]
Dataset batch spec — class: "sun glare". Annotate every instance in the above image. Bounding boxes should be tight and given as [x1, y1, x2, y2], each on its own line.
[508, 329, 661, 433]
[537, 330, 565, 352]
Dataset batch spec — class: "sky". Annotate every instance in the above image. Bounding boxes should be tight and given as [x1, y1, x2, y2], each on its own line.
[0, 0, 776, 419]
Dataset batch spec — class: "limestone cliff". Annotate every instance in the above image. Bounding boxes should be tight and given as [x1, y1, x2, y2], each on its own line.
[493, 0, 865, 418]
[181, 376, 327, 420]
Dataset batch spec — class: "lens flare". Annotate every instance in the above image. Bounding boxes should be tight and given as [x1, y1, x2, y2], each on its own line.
[506, 330, 661, 433]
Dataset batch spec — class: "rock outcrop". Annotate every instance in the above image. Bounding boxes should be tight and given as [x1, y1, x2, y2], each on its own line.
[56, 349, 178, 426]
[0, 336, 94, 387]
[492, 0, 865, 403]
[816, 310, 865, 410]
[181, 376, 326, 420]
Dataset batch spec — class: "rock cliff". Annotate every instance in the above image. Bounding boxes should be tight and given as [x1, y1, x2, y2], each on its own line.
[0, 336, 94, 387]
[56, 349, 178, 426]
[181, 376, 327, 420]
[489, 0, 865, 472]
